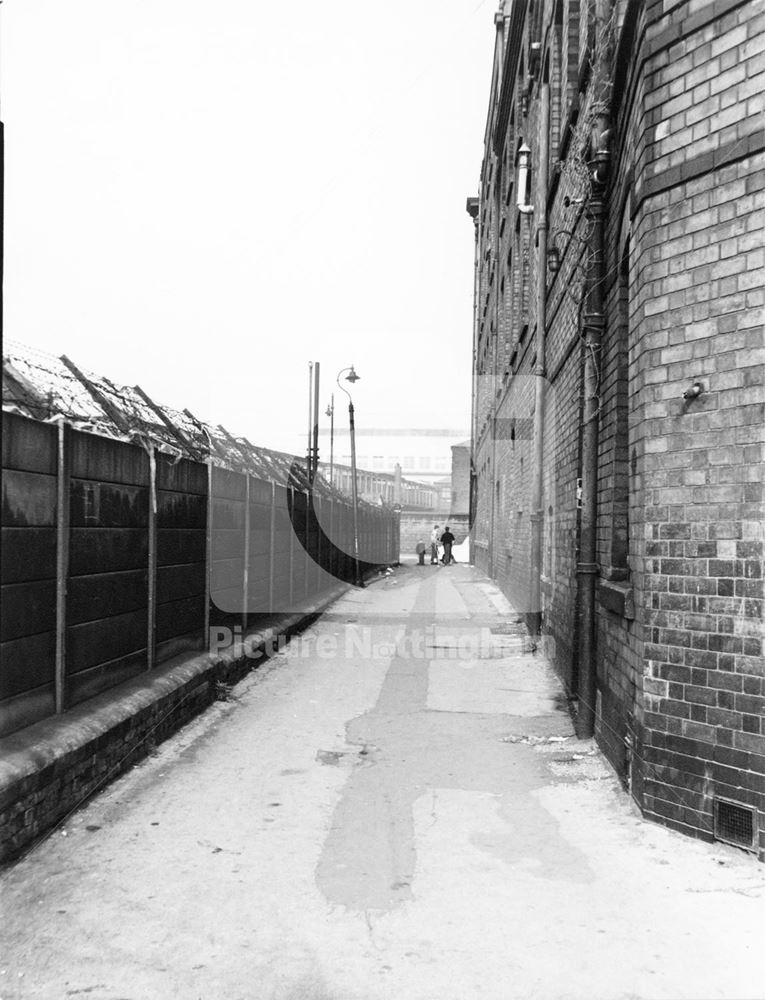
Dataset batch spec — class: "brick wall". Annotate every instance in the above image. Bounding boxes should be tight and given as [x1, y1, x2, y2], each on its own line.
[615, 0, 765, 857]
[450, 444, 471, 516]
[0, 608, 340, 863]
[399, 513, 470, 555]
[469, 0, 764, 858]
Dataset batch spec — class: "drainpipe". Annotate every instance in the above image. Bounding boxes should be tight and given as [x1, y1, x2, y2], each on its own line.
[488, 10, 507, 582]
[529, 79, 550, 638]
[576, 2, 612, 738]
[488, 152, 500, 580]
[466, 197, 480, 565]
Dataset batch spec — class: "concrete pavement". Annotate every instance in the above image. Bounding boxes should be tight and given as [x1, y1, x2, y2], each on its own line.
[1, 560, 764, 1000]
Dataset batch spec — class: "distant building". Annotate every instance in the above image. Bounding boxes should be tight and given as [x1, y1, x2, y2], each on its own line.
[317, 460, 438, 511]
[450, 440, 471, 517]
[319, 427, 469, 488]
[468, 0, 764, 859]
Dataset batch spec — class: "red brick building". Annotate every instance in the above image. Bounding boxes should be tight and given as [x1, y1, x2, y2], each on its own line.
[468, 0, 764, 858]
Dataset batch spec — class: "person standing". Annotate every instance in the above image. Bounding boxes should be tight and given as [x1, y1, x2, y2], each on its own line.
[430, 525, 440, 565]
[440, 526, 455, 565]
[415, 540, 426, 566]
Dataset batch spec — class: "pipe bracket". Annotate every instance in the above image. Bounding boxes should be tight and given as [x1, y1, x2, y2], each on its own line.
[576, 562, 600, 575]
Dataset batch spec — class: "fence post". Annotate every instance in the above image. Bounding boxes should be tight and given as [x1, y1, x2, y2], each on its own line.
[288, 488, 295, 608]
[147, 445, 157, 671]
[243, 474, 251, 632]
[304, 491, 310, 603]
[269, 480, 276, 613]
[315, 494, 322, 593]
[204, 459, 212, 651]
[329, 498, 335, 580]
[54, 419, 70, 713]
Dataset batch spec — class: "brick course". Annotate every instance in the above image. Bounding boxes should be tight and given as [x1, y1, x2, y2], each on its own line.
[469, 0, 764, 858]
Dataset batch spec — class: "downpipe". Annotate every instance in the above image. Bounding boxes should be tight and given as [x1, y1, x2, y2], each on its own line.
[529, 81, 550, 639]
[575, 145, 610, 738]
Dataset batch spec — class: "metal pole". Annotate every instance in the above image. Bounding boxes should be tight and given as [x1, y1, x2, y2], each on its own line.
[315, 493, 322, 592]
[288, 487, 295, 608]
[349, 400, 363, 587]
[304, 490, 310, 602]
[307, 362, 313, 477]
[268, 480, 276, 613]
[54, 419, 69, 712]
[243, 474, 250, 632]
[312, 362, 320, 483]
[147, 445, 157, 671]
[329, 394, 335, 487]
[204, 454, 212, 648]
[329, 497, 335, 578]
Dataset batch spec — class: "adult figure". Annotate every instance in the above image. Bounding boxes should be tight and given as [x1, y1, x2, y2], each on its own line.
[415, 540, 426, 566]
[440, 526, 455, 565]
[430, 525, 440, 565]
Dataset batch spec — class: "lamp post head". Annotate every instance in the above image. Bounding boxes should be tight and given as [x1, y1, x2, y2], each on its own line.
[326, 404, 333, 417]
[345, 365, 360, 384]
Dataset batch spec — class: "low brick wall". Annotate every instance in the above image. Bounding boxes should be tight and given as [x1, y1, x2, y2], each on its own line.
[399, 513, 470, 555]
[0, 592, 346, 864]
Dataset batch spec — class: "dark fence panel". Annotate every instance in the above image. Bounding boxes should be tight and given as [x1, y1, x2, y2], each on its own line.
[65, 429, 150, 707]
[156, 454, 207, 661]
[209, 466, 246, 627]
[1, 413, 58, 734]
[1, 414, 398, 737]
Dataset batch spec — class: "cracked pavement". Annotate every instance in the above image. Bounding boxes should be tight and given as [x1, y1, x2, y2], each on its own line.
[1, 561, 763, 999]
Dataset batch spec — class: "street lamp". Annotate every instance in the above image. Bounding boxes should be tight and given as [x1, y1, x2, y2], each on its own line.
[325, 395, 335, 487]
[336, 365, 363, 587]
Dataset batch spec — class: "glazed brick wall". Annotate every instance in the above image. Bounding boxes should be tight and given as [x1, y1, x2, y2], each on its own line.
[628, 0, 765, 856]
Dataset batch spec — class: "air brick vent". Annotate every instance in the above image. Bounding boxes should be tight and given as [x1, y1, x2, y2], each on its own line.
[714, 798, 757, 851]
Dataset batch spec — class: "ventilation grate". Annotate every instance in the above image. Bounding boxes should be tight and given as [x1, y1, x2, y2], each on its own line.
[714, 798, 756, 850]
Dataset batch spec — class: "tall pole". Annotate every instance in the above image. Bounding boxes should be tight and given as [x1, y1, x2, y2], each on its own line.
[312, 362, 320, 483]
[327, 394, 335, 487]
[307, 362, 314, 478]
[349, 399, 361, 587]
[337, 366, 363, 587]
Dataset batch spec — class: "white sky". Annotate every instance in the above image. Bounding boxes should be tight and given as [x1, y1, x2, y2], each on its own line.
[2, 1, 496, 455]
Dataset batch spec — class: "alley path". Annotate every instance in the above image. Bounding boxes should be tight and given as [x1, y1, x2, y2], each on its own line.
[1, 562, 764, 1000]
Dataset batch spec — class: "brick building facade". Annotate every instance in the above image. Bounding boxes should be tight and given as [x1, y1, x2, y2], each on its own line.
[469, 0, 764, 858]
[450, 441, 471, 516]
